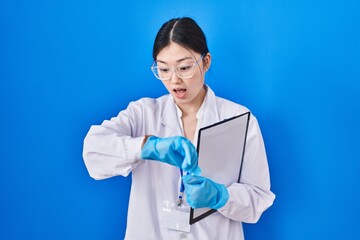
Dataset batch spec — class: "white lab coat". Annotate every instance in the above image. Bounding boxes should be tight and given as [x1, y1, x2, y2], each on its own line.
[83, 86, 275, 240]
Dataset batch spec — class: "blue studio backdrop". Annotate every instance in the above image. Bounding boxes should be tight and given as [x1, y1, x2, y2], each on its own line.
[1, 0, 359, 239]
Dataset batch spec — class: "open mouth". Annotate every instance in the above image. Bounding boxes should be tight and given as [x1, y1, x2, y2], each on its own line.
[173, 88, 187, 99]
[173, 88, 186, 93]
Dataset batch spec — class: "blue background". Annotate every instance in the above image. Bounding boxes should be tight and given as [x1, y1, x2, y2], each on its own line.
[1, 0, 359, 239]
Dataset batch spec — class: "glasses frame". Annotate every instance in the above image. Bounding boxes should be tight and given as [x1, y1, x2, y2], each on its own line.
[150, 54, 205, 81]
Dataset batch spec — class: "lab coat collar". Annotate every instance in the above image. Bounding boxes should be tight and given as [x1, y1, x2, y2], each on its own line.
[161, 95, 182, 136]
[161, 85, 220, 134]
[198, 85, 220, 129]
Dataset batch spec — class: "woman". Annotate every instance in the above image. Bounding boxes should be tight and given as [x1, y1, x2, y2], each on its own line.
[83, 17, 275, 240]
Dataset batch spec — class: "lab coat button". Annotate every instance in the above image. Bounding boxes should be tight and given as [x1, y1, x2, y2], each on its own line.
[179, 233, 187, 239]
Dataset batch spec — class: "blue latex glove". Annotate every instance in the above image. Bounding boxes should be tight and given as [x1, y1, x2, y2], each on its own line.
[182, 175, 229, 209]
[141, 136, 201, 175]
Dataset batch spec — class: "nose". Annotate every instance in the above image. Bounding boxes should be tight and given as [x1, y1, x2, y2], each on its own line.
[170, 69, 182, 84]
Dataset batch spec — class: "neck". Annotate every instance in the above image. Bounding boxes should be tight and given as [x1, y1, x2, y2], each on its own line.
[177, 86, 207, 117]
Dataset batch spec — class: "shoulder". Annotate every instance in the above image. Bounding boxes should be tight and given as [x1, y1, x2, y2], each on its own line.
[214, 96, 262, 136]
[215, 96, 250, 117]
[205, 85, 250, 118]
[125, 94, 170, 114]
[207, 87, 262, 133]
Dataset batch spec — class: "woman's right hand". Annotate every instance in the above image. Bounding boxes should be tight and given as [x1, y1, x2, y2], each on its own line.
[141, 136, 201, 175]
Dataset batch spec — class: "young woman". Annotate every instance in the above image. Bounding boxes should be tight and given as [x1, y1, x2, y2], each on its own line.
[83, 17, 275, 240]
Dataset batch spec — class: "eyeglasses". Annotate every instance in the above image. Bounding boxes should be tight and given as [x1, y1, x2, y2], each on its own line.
[150, 54, 205, 81]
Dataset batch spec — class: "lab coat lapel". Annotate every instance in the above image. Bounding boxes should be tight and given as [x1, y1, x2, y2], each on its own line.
[161, 95, 183, 136]
[160, 86, 220, 136]
[199, 86, 221, 129]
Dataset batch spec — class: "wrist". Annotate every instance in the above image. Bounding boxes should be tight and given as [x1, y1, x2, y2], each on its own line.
[213, 184, 230, 209]
[142, 135, 153, 148]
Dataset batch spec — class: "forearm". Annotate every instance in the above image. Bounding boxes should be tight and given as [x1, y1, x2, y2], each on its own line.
[218, 183, 275, 223]
[82, 109, 145, 180]
[83, 126, 145, 179]
[217, 113, 275, 222]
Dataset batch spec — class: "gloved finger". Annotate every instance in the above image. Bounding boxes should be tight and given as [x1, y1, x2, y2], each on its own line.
[182, 174, 206, 186]
[183, 175, 213, 208]
[182, 175, 209, 197]
[180, 138, 201, 175]
[183, 175, 229, 209]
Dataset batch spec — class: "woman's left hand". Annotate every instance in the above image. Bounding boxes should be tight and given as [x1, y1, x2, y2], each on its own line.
[182, 175, 229, 209]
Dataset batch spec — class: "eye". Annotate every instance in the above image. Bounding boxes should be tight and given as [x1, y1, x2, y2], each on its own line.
[178, 65, 193, 72]
[159, 67, 170, 73]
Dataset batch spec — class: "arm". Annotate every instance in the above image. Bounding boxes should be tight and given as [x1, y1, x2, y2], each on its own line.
[82, 102, 145, 180]
[217, 115, 275, 223]
[83, 100, 200, 180]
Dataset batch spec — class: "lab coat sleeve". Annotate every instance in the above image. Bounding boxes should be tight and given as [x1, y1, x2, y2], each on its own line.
[217, 115, 275, 223]
[82, 102, 145, 180]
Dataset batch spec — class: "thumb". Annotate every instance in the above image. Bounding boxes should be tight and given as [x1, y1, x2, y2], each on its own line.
[181, 139, 201, 175]
[182, 174, 204, 185]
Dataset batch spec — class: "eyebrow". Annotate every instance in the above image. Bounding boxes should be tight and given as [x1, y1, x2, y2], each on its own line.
[156, 56, 194, 64]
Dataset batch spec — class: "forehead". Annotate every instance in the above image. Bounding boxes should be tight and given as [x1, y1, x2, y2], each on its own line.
[156, 42, 197, 63]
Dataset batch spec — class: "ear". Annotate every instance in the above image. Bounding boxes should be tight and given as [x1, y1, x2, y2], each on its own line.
[203, 52, 212, 71]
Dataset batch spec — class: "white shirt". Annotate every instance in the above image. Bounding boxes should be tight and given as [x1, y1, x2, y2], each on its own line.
[83, 86, 275, 240]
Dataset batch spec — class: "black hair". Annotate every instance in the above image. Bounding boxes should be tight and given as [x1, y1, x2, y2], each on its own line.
[152, 17, 209, 60]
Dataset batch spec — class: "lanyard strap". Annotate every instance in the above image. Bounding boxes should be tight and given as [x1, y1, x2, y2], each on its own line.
[177, 169, 185, 206]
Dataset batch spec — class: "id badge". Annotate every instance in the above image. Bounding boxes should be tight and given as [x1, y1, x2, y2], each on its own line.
[160, 201, 190, 233]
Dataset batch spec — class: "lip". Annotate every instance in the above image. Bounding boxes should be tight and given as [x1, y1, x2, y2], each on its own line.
[172, 88, 187, 99]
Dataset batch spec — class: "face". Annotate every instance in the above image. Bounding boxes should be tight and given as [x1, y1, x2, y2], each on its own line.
[155, 42, 211, 109]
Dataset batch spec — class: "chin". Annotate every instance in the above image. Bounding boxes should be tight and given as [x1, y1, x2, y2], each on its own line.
[173, 97, 189, 104]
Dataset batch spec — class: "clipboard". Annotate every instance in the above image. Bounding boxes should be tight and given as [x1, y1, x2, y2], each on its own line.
[189, 112, 250, 225]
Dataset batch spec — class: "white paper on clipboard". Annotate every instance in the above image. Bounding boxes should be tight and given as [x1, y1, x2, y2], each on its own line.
[189, 112, 250, 225]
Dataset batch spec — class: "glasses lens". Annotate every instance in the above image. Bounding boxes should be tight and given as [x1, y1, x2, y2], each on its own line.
[177, 65, 195, 78]
[151, 67, 163, 80]
[152, 66, 171, 80]
[158, 67, 172, 80]
[151, 56, 201, 80]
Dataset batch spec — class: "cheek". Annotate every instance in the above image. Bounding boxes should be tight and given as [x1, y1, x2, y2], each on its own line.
[187, 79, 204, 95]
[162, 82, 173, 93]
[161, 81, 170, 89]
[192, 74, 205, 87]
[195, 68, 205, 82]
